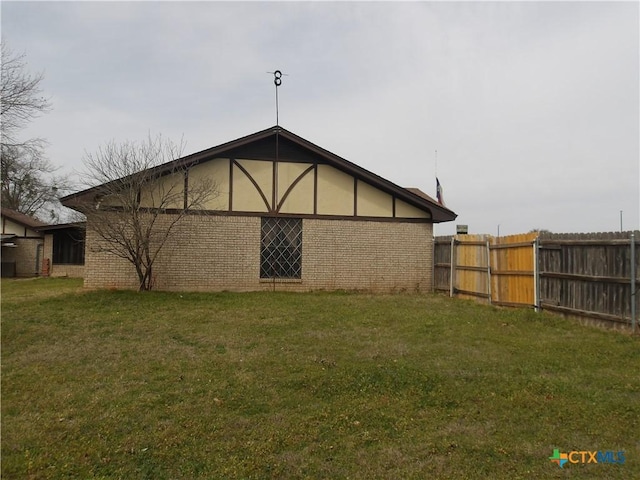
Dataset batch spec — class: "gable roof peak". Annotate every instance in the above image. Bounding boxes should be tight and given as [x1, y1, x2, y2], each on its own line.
[61, 125, 457, 223]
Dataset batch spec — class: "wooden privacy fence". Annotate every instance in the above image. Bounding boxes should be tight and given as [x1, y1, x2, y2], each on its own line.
[434, 231, 639, 331]
[434, 233, 538, 307]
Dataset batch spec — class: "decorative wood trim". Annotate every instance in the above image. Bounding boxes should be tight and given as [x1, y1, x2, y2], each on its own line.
[273, 161, 278, 212]
[183, 170, 189, 210]
[93, 205, 432, 223]
[353, 177, 358, 217]
[151, 208, 433, 223]
[273, 129, 279, 211]
[313, 163, 318, 215]
[61, 126, 456, 223]
[233, 159, 272, 212]
[276, 165, 315, 213]
[229, 157, 234, 210]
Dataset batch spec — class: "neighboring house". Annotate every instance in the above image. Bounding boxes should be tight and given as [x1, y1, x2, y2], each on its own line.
[39, 222, 86, 278]
[62, 126, 457, 292]
[1, 207, 46, 277]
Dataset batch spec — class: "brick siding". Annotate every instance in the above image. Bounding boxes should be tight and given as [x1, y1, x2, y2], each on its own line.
[1, 238, 43, 277]
[51, 264, 85, 278]
[42, 234, 85, 278]
[84, 213, 433, 292]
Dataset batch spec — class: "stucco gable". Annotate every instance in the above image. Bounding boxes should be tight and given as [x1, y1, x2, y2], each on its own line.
[62, 126, 457, 223]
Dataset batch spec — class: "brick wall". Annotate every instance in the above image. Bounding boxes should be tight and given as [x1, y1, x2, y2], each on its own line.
[84, 226, 139, 289]
[42, 233, 85, 278]
[2, 238, 43, 277]
[51, 264, 85, 278]
[84, 213, 433, 292]
[302, 219, 433, 293]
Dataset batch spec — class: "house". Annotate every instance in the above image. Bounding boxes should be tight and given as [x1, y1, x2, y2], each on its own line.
[1, 207, 46, 277]
[1, 207, 86, 278]
[61, 126, 457, 292]
[39, 222, 86, 278]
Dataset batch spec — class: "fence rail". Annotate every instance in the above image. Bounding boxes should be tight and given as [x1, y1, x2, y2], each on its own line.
[434, 231, 639, 331]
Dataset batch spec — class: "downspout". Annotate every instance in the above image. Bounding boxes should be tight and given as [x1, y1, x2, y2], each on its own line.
[36, 242, 43, 276]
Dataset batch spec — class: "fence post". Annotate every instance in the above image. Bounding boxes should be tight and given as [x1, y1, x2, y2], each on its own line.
[534, 236, 540, 312]
[486, 239, 492, 305]
[450, 236, 455, 298]
[631, 232, 636, 333]
[432, 235, 435, 293]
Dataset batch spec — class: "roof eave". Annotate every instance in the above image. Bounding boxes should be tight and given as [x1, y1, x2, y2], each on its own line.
[276, 128, 457, 222]
[37, 222, 86, 231]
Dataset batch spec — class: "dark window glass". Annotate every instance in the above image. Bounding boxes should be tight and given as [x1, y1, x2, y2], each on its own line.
[260, 218, 302, 279]
[52, 230, 85, 265]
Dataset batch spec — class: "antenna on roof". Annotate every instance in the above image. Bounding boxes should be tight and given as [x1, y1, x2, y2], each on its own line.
[267, 70, 288, 126]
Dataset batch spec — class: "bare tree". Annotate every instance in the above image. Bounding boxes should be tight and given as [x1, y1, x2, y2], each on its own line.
[1, 144, 72, 220]
[72, 134, 218, 291]
[1, 42, 51, 150]
[1, 42, 70, 220]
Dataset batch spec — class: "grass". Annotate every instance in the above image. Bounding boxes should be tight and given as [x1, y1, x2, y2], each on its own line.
[2, 278, 639, 479]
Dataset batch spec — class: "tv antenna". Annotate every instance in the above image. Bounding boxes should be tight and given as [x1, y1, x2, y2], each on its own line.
[267, 70, 288, 125]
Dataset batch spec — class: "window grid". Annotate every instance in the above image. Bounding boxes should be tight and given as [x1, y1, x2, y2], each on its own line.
[260, 217, 302, 279]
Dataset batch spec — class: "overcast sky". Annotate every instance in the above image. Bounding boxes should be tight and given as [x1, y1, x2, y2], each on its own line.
[3, 1, 638, 235]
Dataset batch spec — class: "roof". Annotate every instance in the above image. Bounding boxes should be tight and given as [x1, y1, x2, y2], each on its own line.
[1, 207, 47, 230]
[62, 125, 457, 223]
[37, 221, 86, 232]
[405, 188, 441, 206]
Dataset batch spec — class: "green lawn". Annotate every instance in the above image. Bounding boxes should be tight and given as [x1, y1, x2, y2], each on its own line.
[2, 278, 639, 479]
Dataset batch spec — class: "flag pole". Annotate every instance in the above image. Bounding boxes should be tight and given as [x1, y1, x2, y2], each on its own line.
[435, 150, 445, 207]
[435, 149, 438, 202]
[435, 149, 438, 179]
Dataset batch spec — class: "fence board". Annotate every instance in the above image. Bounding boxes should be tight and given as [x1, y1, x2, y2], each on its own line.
[538, 232, 640, 326]
[453, 234, 490, 301]
[433, 230, 639, 330]
[434, 236, 453, 292]
[490, 233, 537, 307]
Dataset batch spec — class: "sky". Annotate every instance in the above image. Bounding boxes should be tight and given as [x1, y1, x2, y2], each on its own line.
[2, 0, 639, 236]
